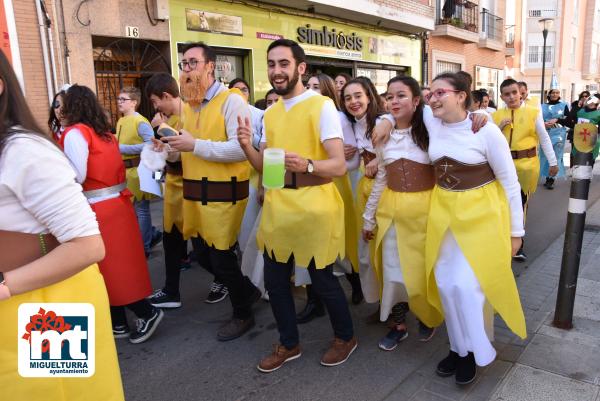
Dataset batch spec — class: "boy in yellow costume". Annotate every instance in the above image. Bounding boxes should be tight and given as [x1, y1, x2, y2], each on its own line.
[145, 73, 195, 309]
[238, 39, 356, 373]
[116, 86, 161, 255]
[493, 79, 557, 261]
[161, 43, 260, 342]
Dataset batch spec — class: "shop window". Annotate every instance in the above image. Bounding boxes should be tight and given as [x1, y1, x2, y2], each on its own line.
[356, 68, 399, 94]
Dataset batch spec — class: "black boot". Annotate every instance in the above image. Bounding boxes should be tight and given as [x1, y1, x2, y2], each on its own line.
[544, 176, 555, 190]
[455, 352, 477, 385]
[296, 285, 325, 324]
[346, 272, 364, 305]
[436, 350, 459, 377]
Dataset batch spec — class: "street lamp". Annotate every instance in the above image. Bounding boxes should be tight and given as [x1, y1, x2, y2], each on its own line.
[538, 18, 554, 105]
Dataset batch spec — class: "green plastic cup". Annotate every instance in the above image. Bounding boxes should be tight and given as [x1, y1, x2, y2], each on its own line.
[263, 148, 285, 189]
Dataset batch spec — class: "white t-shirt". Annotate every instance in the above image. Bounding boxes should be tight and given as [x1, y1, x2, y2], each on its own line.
[261, 90, 343, 143]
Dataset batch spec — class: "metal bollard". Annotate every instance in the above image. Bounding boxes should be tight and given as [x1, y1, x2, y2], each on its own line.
[553, 123, 597, 329]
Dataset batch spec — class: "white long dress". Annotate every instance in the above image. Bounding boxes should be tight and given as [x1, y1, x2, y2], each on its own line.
[362, 127, 431, 320]
[426, 114, 524, 366]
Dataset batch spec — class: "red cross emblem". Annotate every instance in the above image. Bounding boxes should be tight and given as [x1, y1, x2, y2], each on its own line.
[581, 128, 590, 143]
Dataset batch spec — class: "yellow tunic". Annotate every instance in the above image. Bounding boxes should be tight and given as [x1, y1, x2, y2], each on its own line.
[257, 95, 345, 268]
[374, 188, 443, 328]
[425, 181, 527, 339]
[116, 113, 153, 201]
[334, 174, 359, 272]
[357, 174, 376, 270]
[180, 89, 250, 249]
[493, 106, 540, 195]
[163, 114, 184, 233]
[0, 265, 125, 401]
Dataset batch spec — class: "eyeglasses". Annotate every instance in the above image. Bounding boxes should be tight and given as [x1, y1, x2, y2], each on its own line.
[178, 59, 206, 71]
[117, 97, 132, 103]
[52, 100, 61, 109]
[425, 88, 461, 102]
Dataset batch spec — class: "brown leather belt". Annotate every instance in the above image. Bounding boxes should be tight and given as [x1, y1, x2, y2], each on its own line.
[386, 158, 435, 192]
[361, 150, 376, 166]
[123, 156, 141, 169]
[166, 161, 183, 176]
[183, 178, 249, 205]
[433, 156, 496, 191]
[510, 146, 536, 159]
[284, 171, 332, 189]
[0, 230, 59, 272]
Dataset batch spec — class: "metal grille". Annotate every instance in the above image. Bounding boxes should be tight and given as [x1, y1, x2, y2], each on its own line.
[436, 60, 461, 75]
[93, 38, 171, 126]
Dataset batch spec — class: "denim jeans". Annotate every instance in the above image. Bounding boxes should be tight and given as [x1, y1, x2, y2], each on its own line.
[263, 253, 354, 349]
[134, 199, 155, 252]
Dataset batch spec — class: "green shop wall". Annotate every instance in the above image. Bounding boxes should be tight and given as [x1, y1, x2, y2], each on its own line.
[169, 0, 423, 101]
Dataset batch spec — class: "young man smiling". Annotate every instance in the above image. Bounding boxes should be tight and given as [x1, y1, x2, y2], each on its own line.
[238, 39, 356, 373]
[493, 79, 558, 261]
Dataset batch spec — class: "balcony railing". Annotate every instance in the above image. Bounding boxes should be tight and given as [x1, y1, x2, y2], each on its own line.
[481, 9, 503, 41]
[437, 0, 479, 33]
[505, 25, 515, 48]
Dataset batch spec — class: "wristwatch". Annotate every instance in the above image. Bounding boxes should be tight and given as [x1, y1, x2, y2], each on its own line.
[306, 159, 314, 174]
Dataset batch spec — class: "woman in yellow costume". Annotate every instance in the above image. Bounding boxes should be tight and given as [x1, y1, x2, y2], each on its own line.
[424, 73, 526, 385]
[362, 76, 442, 351]
[0, 51, 124, 401]
[340, 77, 385, 309]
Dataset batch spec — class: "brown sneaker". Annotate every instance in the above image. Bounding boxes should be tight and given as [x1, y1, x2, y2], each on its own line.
[257, 344, 301, 373]
[320, 337, 358, 366]
[216, 317, 255, 341]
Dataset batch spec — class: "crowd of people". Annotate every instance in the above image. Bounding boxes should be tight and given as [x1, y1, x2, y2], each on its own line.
[2, 37, 600, 399]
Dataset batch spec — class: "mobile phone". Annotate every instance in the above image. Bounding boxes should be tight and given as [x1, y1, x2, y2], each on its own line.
[157, 123, 179, 137]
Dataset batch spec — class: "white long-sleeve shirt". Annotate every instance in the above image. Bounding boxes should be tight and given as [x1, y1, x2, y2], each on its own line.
[427, 112, 525, 237]
[363, 126, 430, 231]
[62, 128, 121, 205]
[0, 134, 99, 242]
[529, 103, 558, 166]
[340, 111, 360, 171]
[190, 80, 250, 163]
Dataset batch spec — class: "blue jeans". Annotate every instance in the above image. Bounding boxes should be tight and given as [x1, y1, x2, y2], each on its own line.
[263, 253, 354, 349]
[134, 199, 156, 252]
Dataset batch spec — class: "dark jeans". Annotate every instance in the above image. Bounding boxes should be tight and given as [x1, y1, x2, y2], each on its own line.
[110, 299, 155, 327]
[192, 236, 257, 319]
[263, 253, 354, 349]
[520, 189, 529, 252]
[162, 226, 188, 296]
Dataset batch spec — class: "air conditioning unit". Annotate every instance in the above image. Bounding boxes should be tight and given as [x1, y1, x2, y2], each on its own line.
[155, 0, 169, 20]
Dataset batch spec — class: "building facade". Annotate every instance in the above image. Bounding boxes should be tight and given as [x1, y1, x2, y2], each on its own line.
[169, 0, 435, 102]
[428, 0, 507, 105]
[13, 0, 434, 130]
[505, 0, 600, 103]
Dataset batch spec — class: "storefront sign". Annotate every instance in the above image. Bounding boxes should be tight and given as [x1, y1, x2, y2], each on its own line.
[185, 9, 242, 36]
[302, 44, 362, 60]
[297, 24, 363, 52]
[256, 32, 283, 40]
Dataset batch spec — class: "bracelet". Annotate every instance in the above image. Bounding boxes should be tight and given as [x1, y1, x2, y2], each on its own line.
[0, 281, 11, 301]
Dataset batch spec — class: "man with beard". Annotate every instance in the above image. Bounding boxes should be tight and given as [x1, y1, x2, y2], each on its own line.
[238, 39, 356, 373]
[161, 42, 260, 341]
